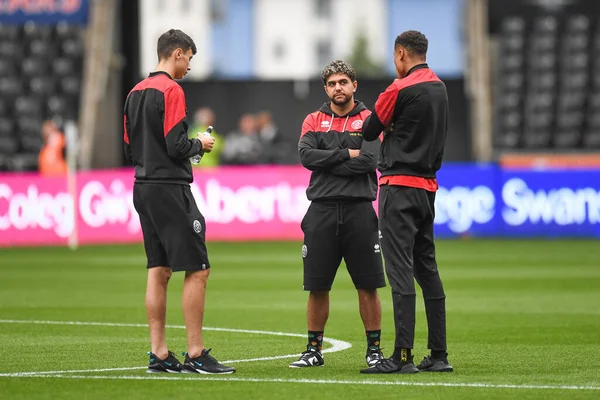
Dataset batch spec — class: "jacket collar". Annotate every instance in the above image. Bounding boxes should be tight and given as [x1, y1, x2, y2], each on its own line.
[406, 63, 429, 77]
[149, 71, 173, 79]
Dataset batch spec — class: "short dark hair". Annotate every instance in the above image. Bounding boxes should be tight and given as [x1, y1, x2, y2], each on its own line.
[321, 60, 357, 84]
[394, 30, 428, 57]
[157, 29, 197, 60]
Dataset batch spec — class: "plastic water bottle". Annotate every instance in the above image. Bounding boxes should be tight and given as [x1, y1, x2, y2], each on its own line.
[190, 125, 213, 165]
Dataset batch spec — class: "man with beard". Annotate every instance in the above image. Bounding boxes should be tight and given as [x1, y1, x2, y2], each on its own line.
[290, 60, 386, 370]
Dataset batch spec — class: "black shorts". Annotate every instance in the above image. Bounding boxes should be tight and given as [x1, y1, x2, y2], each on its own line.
[133, 183, 209, 272]
[301, 200, 386, 291]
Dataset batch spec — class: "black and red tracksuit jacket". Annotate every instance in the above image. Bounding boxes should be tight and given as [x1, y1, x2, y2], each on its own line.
[123, 71, 202, 184]
[298, 101, 378, 201]
[362, 64, 448, 191]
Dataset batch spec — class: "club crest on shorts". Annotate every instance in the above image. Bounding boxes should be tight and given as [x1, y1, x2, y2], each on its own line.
[302, 244, 308, 258]
[193, 219, 202, 234]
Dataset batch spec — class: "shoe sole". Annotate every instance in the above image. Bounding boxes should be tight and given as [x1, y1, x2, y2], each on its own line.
[360, 365, 419, 374]
[289, 364, 324, 368]
[418, 361, 454, 372]
[146, 369, 181, 374]
[419, 366, 454, 372]
[182, 368, 235, 375]
[360, 369, 419, 374]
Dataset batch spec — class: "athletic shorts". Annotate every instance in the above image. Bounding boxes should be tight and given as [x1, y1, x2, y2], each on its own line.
[300, 200, 386, 291]
[133, 183, 209, 272]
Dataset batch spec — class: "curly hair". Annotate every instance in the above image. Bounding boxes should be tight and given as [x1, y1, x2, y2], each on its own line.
[321, 60, 357, 84]
[394, 30, 428, 57]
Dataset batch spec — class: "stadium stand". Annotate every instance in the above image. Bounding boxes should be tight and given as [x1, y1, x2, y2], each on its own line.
[0, 21, 84, 172]
[494, 13, 600, 150]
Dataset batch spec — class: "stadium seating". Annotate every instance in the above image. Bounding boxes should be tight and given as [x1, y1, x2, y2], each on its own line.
[494, 13, 600, 150]
[0, 21, 83, 171]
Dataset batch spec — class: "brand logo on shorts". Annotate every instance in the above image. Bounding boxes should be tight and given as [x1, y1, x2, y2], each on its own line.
[351, 119, 363, 130]
[302, 244, 308, 258]
[193, 220, 202, 234]
[378, 230, 383, 239]
[374, 244, 380, 253]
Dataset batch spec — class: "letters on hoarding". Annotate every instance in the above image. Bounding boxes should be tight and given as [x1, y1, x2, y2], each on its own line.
[0, 0, 88, 24]
[0, 164, 599, 247]
[0, 166, 311, 246]
[499, 170, 600, 236]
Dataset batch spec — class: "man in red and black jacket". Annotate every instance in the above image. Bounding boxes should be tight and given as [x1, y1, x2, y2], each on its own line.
[290, 60, 386, 370]
[124, 29, 234, 375]
[360, 31, 453, 375]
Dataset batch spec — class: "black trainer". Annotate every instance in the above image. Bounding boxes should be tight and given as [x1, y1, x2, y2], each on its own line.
[417, 355, 454, 372]
[360, 356, 419, 374]
[182, 349, 236, 374]
[147, 351, 182, 373]
[365, 348, 384, 367]
[289, 350, 324, 368]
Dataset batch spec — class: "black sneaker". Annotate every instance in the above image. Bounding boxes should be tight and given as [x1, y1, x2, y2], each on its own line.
[365, 348, 384, 367]
[417, 355, 454, 372]
[182, 349, 236, 374]
[289, 350, 324, 368]
[360, 356, 419, 374]
[147, 351, 182, 373]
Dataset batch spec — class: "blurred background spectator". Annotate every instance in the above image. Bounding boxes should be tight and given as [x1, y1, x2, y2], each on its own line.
[255, 110, 295, 164]
[256, 111, 279, 144]
[188, 107, 223, 168]
[221, 113, 264, 165]
[38, 120, 67, 177]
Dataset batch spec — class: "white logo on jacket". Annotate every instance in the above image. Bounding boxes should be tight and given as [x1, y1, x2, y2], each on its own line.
[193, 220, 202, 234]
[321, 120, 330, 128]
[351, 120, 363, 130]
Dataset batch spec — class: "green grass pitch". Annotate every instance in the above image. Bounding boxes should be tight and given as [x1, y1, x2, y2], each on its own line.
[0, 239, 599, 399]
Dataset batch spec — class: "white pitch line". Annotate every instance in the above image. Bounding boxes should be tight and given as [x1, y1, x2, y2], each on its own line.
[0, 351, 343, 378]
[1, 320, 598, 392]
[2, 374, 600, 391]
[0, 319, 351, 377]
[0, 318, 350, 355]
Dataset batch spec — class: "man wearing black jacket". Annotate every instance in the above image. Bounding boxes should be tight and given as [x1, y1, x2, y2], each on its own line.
[124, 29, 234, 375]
[290, 60, 386, 369]
[360, 31, 453, 374]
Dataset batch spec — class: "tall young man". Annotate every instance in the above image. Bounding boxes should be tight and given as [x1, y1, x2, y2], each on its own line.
[291, 60, 386, 369]
[360, 31, 453, 374]
[124, 29, 235, 374]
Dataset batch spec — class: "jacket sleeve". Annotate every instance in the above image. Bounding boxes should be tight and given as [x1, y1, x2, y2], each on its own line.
[362, 81, 400, 141]
[163, 86, 203, 159]
[123, 111, 132, 164]
[298, 116, 350, 170]
[362, 113, 385, 142]
[328, 151, 377, 176]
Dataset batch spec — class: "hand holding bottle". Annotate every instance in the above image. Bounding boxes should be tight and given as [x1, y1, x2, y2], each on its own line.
[190, 126, 214, 164]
